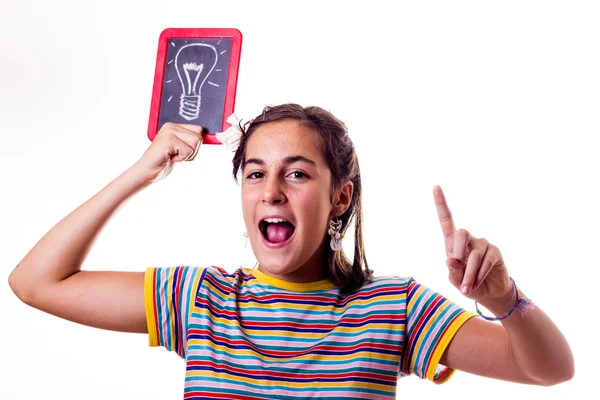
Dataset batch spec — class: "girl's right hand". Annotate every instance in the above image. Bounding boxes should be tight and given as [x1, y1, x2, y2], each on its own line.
[131, 123, 205, 184]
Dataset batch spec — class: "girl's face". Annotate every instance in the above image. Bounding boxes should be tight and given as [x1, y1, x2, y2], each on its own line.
[241, 119, 337, 283]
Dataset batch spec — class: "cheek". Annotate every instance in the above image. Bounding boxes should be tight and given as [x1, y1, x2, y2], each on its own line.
[241, 187, 259, 219]
[291, 187, 332, 224]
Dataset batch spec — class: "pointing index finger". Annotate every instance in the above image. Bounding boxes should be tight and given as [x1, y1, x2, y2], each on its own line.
[433, 185, 456, 255]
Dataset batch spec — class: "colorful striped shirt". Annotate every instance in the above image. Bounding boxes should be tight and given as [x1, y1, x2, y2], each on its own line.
[144, 266, 476, 399]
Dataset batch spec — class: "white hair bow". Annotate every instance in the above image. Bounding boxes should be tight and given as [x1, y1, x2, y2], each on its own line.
[215, 113, 243, 152]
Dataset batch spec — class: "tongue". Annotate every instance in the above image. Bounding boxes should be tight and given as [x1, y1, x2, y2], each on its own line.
[266, 222, 294, 243]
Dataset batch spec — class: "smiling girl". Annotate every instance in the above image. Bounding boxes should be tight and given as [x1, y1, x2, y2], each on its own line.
[9, 104, 573, 398]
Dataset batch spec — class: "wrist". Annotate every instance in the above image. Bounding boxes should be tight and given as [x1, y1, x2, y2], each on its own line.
[475, 278, 536, 322]
[478, 283, 518, 317]
[124, 164, 154, 189]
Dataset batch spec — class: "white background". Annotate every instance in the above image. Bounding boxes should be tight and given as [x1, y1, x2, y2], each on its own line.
[1, 1, 597, 398]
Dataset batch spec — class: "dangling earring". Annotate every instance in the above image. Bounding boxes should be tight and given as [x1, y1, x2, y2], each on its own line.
[328, 218, 344, 251]
[243, 232, 249, 248]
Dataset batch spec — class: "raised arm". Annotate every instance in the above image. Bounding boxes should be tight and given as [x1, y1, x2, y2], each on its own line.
[8, 123, 204, 333]
[433, 185, 574, 386]
[440, 291, 573, 385]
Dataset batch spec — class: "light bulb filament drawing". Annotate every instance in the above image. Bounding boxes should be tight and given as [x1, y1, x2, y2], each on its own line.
[174, 44, 218, 121]
[183, 62, 204, 95]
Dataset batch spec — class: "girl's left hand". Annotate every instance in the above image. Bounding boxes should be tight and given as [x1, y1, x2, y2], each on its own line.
[433, 185, 513, 305]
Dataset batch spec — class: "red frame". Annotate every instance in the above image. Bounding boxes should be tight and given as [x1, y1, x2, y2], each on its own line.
[147, 28, 242, 144]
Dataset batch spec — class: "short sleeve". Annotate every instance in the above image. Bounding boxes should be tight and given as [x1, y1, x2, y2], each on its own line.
[144, 266, 205, 359]
[399, 279, 476, 384]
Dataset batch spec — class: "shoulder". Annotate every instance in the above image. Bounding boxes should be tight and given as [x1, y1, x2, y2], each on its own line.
[362, 274, 414, 292]
[200, 265, 252, 282]
[145, 265, 250, 291]
[195, 265, 254, 292]
[342, 275, 414, 302]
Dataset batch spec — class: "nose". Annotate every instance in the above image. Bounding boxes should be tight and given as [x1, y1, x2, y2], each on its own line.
[261, 175, 286, 205]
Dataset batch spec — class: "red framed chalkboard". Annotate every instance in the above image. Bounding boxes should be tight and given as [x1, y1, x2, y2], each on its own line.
[147, 28, 242, 144]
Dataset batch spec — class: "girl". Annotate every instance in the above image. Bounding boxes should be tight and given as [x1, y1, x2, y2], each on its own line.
[9, 103, 573, 398]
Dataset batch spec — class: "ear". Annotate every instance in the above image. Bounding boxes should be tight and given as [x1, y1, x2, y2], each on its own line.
[332, 180, 354, 217]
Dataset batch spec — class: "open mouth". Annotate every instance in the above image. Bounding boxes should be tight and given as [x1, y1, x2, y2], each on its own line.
[259, 218, 296, 245]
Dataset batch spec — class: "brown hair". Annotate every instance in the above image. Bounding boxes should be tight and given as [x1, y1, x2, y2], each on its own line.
[232, 103, 373, 294]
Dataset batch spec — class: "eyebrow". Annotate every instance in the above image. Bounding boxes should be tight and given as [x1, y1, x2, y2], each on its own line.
[244, 155, 317, 169]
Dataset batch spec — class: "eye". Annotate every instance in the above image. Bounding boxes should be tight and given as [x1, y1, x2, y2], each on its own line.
[246, 172, 265, 179]
[287, 171, 308, 179]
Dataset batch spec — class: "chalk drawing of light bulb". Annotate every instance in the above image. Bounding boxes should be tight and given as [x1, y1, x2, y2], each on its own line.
[174, 43, 218, 121]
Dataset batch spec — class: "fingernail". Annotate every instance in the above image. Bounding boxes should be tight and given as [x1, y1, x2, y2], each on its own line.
[461, 285, 469, 295]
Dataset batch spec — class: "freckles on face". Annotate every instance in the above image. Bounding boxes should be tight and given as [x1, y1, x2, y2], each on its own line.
[240, 120, 334, 277]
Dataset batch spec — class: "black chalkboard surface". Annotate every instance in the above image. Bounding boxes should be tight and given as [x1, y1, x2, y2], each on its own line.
[147, 29, 242, 144]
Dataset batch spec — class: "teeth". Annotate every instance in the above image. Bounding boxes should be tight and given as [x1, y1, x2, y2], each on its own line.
[263, 218, 287, 223]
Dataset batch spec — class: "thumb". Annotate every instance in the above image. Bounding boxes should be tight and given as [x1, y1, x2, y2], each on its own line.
[446, 258, 464, 289]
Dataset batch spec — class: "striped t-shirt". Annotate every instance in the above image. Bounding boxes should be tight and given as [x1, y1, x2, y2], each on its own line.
[144, 266, 475, 399]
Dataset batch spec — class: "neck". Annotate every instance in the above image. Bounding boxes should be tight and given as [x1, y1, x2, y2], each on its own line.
[257, 242, 328, 283]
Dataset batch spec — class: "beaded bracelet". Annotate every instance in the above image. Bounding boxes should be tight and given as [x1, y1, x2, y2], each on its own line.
[475, 277, 535, 321]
